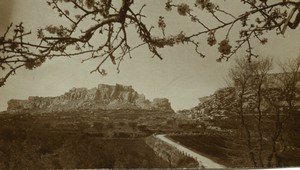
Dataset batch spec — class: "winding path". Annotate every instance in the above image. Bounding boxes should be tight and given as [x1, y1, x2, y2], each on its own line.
[155, 134, 226, 169]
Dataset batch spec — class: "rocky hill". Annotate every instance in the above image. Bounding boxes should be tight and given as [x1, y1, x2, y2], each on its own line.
[178, 87, 236, 121]
[194, 87, 236, 118]
[7, 84, 174, 113]
[179, 72, 300, 131]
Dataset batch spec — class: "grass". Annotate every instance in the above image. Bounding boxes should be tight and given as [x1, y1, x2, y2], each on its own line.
[0, 112, 170, 169]
[168, 134, 239, 167]
[0, 130, 169, 169]
[168, 133, 300, 168]
[59, 135, 170, 168]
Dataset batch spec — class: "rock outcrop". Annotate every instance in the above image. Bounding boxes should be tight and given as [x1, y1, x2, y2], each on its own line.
[195, 87, 236, 117]
[7, 84, 173, 113]
[177, 87, 236, 120]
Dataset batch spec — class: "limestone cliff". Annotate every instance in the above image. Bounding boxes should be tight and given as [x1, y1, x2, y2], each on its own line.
[7, 84, 174, 113]
[195, 87, 236, 118]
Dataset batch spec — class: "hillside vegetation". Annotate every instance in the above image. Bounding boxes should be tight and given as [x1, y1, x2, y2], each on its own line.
[0, 112, 171, 169]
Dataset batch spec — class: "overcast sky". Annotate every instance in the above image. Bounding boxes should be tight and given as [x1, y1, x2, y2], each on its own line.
[0, 0, 299, 111]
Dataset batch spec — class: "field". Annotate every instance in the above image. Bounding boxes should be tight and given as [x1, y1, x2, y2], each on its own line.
[3, 110, 299, 168]
[168, 134, 237, 167]
[0, 130, 169, 169]
[0, 111, 202, 169]
[169, 133, 300, 168]
[0, 112, 171, 169]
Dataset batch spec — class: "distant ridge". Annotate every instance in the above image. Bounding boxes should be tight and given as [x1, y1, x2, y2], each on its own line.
[7, 84, 174, 113]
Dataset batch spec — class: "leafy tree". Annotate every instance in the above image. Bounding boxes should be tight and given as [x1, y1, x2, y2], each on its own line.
[0, 0, 299, 87]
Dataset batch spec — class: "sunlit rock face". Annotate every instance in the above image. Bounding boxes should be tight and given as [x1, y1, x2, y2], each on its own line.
[7, 84, 174, 113]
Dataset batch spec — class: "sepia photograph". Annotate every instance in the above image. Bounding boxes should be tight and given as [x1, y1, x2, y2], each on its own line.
[0, 0, 300, 169]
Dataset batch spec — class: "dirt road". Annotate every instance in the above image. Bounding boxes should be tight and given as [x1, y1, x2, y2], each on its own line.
[155, 134, 226, 169]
